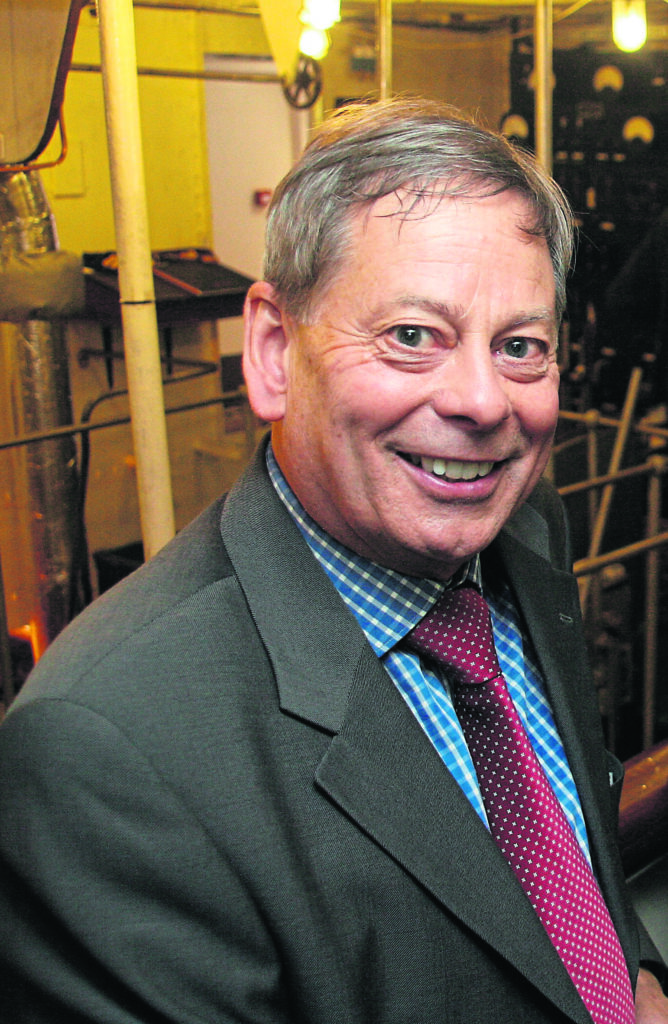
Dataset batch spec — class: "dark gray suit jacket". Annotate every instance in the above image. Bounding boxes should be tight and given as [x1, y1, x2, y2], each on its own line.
[0, 441, 657, 1023]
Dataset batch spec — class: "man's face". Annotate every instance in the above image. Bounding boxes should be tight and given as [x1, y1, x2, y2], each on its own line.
[271, 189, 560, 580]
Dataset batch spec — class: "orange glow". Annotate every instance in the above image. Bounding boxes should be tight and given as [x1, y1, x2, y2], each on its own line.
[13, 620, 45, 662]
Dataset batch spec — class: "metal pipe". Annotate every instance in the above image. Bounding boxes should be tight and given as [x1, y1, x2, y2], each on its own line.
[97, 0, 175, 559]
[0, 388, 249, 452]
[133, 0, 259, 13]
[378, 0, 393, 100]
[0, 550, 14, 710]
[643, 455, 665, 748]
[582, 410, 602, 629]
[559, 409, 623, 429]
[585, 409, 599, 537]
[534, 0, 553, 173]
[573, 529, 668, 577]
[558, 460, 653, 498]
[578, 367, 642, 611]
[559, 406, 668, 442]
[72, 63, 280, 83]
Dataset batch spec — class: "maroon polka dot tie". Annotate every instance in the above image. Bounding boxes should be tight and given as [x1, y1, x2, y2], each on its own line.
[406, 585, 635, 1024]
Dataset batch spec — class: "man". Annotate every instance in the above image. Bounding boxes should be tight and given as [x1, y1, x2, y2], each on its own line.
[0, 98, 666, 1023]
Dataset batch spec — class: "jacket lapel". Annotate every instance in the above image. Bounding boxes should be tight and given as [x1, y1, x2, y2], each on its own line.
[222, 451, 599, 1022]
[315, 642, 591, 1023]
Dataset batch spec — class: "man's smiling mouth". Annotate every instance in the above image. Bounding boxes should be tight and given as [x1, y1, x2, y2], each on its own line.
[402, 453, 496, 481]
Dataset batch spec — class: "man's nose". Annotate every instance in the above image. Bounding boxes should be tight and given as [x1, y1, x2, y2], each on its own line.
[430, 342, 513, 428]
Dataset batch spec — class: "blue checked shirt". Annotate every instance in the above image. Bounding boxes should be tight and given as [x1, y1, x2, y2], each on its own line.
[266, 445, 592, 863]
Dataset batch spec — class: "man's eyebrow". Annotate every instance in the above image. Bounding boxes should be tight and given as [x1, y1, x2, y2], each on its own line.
[505, 307, 558, 329]
[386, 296, 463, 319]
[381, 296, 557, 327]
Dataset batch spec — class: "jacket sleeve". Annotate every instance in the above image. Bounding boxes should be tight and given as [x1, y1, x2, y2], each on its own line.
[0, 698, 293, 1024]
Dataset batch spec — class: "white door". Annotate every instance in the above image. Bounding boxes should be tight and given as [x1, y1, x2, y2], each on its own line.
[204, 55, 308, 355]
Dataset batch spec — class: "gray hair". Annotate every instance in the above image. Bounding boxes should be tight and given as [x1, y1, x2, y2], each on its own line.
[264, 97, 575, 321]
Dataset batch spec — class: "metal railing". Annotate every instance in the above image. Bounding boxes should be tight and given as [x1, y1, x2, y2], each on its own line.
[555, 368, 668, 749]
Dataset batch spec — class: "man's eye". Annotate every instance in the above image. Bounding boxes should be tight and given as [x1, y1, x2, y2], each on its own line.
[391, 325, 431, 348]
[496, 335, 554, 381]
[503, 337, 533, 359]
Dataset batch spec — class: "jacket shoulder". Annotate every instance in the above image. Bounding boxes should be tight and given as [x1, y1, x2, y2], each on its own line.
[9, 495, 238, 710]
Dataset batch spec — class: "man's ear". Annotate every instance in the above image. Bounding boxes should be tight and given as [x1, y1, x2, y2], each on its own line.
[242, 282, 292, 422]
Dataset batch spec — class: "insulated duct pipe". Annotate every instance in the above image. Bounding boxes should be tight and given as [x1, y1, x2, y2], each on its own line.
[0, 169, 80, 653]
[97, 0, 175, 558]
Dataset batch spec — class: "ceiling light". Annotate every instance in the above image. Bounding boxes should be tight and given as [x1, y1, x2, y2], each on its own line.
[299, 26, 329, 60]
[612, 0, 647, 52]
[300, 0, 340, 31]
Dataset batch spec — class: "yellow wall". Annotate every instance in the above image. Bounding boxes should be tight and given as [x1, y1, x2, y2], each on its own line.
[40, 5, 271, 254]
[39, 6, 511, 259]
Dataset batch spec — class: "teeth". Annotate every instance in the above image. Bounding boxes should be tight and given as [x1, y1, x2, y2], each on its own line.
[418, 457, 494, 480]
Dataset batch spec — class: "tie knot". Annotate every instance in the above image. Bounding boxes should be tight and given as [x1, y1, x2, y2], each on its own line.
[405, 585, 501, 687]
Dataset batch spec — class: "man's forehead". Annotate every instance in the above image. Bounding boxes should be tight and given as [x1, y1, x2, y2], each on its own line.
[353, 186, 540, 240]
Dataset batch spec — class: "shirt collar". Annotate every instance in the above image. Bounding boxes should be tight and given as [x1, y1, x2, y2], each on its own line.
[266, 443, 480, 656]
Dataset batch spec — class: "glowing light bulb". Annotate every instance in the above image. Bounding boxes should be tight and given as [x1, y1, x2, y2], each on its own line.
[301, 0, 340, 31]
[612, 0, 647, 52]
[299, 25, 329, 60]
